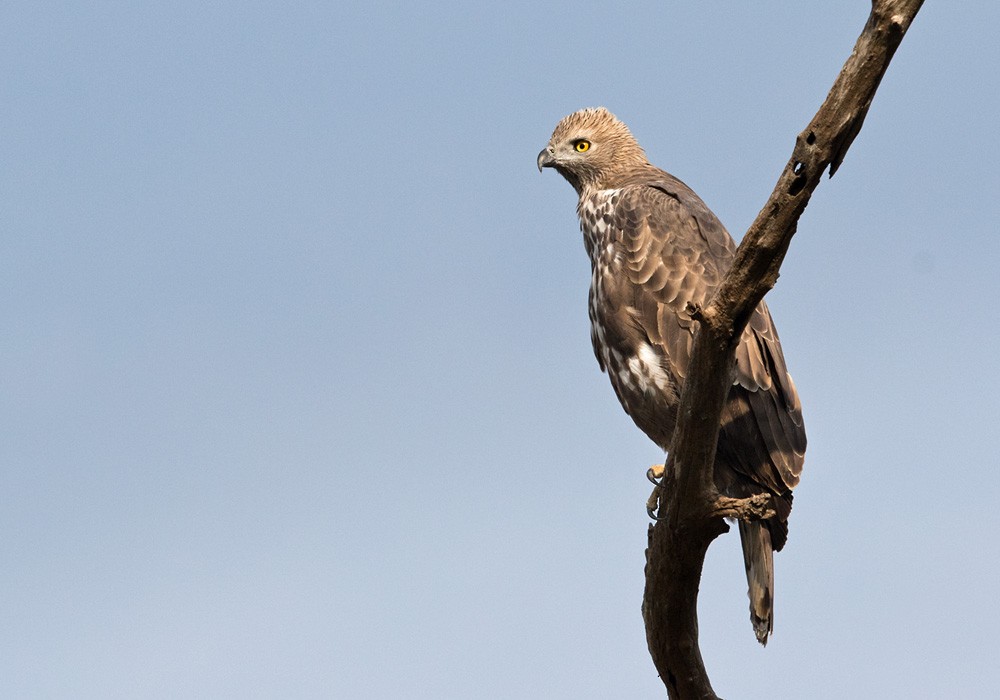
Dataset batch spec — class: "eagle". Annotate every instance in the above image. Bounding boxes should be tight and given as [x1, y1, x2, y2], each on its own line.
[538, 107, 806, 644]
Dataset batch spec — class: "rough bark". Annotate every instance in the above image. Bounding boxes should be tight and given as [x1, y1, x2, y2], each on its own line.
[642, 2, 925, 698]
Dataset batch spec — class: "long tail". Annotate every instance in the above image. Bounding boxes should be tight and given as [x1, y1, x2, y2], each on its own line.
[738, 520, 774, 645]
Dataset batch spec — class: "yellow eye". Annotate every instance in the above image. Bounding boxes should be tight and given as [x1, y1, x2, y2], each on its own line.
[574, 140, 590, 153]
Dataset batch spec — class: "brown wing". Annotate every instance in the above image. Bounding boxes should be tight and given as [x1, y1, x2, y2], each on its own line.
[611, 173, 806, 510]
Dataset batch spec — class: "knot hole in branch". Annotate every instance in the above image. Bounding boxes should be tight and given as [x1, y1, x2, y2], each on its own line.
[788, 161, 807, 196]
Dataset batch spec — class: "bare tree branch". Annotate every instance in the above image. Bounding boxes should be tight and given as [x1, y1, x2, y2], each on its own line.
[642, 2, 925, 697]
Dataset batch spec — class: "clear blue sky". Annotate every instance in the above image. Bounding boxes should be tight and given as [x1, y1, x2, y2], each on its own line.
[3, 2, 998, 698]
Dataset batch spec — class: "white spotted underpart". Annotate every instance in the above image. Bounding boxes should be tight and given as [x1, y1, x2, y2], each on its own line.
[579, 188, 680, 444]
[578, 188, 618, 258]
[635, 342, 671, 390]
[580, 188, 620, 377]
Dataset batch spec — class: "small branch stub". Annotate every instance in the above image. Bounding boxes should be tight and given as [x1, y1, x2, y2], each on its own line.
[710, 493, 776, 522]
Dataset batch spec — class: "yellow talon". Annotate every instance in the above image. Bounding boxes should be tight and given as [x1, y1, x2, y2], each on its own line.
[646, 464, 666, 518]
[647, 464, 665, 483]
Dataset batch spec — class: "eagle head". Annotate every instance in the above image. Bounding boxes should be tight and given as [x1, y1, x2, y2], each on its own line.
[537, 107, 649, 193]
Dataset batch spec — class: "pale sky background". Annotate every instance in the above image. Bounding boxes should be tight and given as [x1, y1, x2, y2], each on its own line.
[3, 2, 998, 698]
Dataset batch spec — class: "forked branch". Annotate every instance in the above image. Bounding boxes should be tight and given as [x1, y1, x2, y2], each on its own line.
[642, 2, 925, 698]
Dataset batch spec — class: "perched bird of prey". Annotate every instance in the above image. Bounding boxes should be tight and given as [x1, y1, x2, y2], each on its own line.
[538, 107, 806, 644]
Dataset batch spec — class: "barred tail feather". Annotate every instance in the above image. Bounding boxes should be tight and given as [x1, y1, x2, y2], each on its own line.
[738, 520, 774, 645]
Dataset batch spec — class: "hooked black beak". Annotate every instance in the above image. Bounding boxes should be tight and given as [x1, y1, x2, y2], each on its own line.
[537, 147, 555, 172]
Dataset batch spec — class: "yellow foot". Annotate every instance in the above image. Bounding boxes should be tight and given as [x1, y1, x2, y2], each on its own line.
[646, 464, 669, 519]
[646, 464, 665, 518]
[646, 464, 665, 484]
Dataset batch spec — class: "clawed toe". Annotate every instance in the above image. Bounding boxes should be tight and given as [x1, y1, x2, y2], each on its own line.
[646, 464, 667, 519]
[646, 485, 663, 520]
[647, 464, 665, 485]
